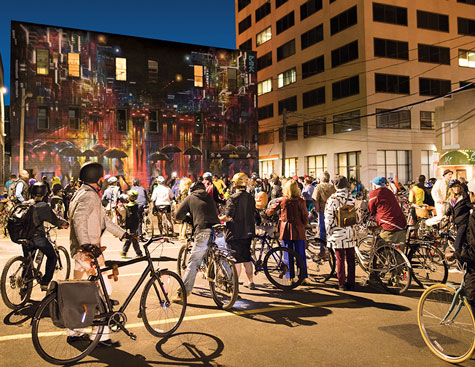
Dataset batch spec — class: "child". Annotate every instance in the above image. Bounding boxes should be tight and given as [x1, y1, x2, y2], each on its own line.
[120, 190, 143, 258]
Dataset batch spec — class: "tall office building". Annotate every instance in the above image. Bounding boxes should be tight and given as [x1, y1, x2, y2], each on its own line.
[235, 0, 475, 185]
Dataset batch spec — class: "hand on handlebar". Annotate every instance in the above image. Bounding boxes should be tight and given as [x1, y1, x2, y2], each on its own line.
[80, 244, 104, 258]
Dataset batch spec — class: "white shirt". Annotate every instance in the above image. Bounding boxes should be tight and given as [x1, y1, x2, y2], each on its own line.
[151, 184, 174, 206]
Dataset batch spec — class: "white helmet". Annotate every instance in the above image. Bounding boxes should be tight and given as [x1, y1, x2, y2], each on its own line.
[107, 176, 118, 183]
[203, 172, 212, 179]
[157, 176, 165, 183]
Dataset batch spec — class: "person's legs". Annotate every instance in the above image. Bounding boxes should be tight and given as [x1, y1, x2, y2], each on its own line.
[33, 237, 57, 286]
[294, 240, 308, 278]
[122, 240, 131, 256]
[346, 247, 356, 287]
[318, 211, 326, 254]
[131, 237, 143, 256]
[182, 229, 212, 294]
[335, 248, 347, 287]
[282, 239, 296, 279]
[243, 262, 254, 285]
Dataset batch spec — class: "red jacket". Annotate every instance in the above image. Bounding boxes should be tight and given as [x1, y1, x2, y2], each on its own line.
[368, 187, 406, 232]
[267, 197, 308, 240]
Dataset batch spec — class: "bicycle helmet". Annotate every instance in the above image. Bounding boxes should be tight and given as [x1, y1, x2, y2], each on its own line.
[107, 176, 118, 184]
[157, 176, 165, 184]
[448, 179, 461, 188]
[79, 162, 104, 184]
[424, 182, 433, 189]
[189, 182, 206, 192]
[203, 172, 212, 180]
[127, 190, 138, 201]
[232, 172, 249, 188]
[31, 182, 48, 197]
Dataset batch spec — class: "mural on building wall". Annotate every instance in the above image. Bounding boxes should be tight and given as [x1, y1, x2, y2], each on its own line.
[10, 21, 258, 185]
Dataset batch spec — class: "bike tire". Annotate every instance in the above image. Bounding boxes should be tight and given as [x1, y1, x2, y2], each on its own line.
[141, 270, 187, 337]
[209, 256, 239, 310]
[176, 243, 191, 278]
[263, 246, 305, 290]
[409, 244, 448, 289]
[1, 256, 33, 309]
[306, 239, 336, 283]
[31, 292, 104, 365]
[418, 283, 475, 364]
[54, 246, 71, 281]
[373, 246, 412, 295]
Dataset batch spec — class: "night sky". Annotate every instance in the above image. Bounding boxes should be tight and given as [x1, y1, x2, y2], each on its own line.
[0, 0, 236, 105]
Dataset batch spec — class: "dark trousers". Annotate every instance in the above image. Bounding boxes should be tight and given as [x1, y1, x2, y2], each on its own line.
[24, 236, 57, 286]
[454, 224, 468, 252]
[282, 239, 308, 278]
[335, 247, 355, 287]
[123, 236, 142, 256]
[137, 205, 145, 236]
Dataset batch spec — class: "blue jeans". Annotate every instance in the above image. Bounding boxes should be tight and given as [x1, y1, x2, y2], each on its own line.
[26, 236, 57, 285]
[282, 239, 308, 279]
[318, 211, 327, 254]
[182, 229, 213, 294]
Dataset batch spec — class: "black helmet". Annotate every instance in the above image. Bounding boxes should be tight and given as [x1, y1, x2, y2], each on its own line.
[132, 178, 140, 186]
[79, 162, 104, 184]
[448, 179, 461, 188]
[189, 182, 205, 192]
[31, 182, 48, 197]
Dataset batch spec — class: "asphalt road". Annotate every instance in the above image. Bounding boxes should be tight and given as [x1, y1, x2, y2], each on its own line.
[0, 229, 472, 367]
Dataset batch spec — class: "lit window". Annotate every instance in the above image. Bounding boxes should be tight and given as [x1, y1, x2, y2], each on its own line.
[194, 65, 203, 87]
[258, 78, 273, 96]
[442, 121, 459, 149]
[256, 26, 272, 46]
[68, 53, 80, 77]
[285, 158, 298, 177]
[148, 60, 158, 83]
[116, 57, 127, 81]
[278, 68, 297, 88]
[458, 49, 475, 68]
[36, 49, 49, 75]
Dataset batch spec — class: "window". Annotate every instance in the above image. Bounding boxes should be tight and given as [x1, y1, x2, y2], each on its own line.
[332, 75, 359, 100]
[260, 159, 275, 178]
[304, 118, 326, 137]
[36, 49, 49, 75]
[279, 124, 299, 141]
[331, 40, 358, 68]
[331, 6, 357, 35]
[376, 150, 412, 184]
[375, 73, 410, 94]
[458, 0, 475, 4]
[277, 39, 296, 61]
[420, 111, 434, 130]
[442, 121, 460, 148]
[278, 96, 297, 114]
[228, 69, 237, 91]
[278, 68, 297, 88]
[276, 12, 295, 35]
[117, 109, 127, 132]
[333, 110, 360, 133]
[258, 131, 274, 145]
[302, 55, 324, 79]
[257, 52, 272, 71]
[337, 151, 360, 181]
[239, 39, 252, 50]
[68, 108, 80, 130]
[418, 44, 450, 65]
[238, 0, 250, 11]
[256, 27, 272, 46]
[373, 3, 407, 26]
[460, 81, 475, 89]
[417, 10, 449, 32]
[458, 17, 475, 35]
[238, 15, 252, 34]
[258, 78, 273, 95]
[68, 53, 80, 77]
[301, 0, 322, 21]
[421, 150, 435, 179]
[376, 109, 411, 129]
[301, 24, 324, 50]
[37, 107, 49, 130]
[256, 2, 271, 22]
[419, 78, 451, 96]
[284, 158, 298, 177]
[276, 0, 288, 8]
[115, 57, 127, 81]
[307, 155, 327, 177]
[374, 38, 408, 60]
[258, 104, 274, 120]
[459, 49, 475, 68]
[302, 87, 325, 108]
[149, 111, 159, 132]
[194, 65, 204, 87]
[148, 60, 158, 83]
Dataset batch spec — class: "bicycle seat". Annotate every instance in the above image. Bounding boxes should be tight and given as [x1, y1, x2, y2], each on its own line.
[157, 205, 169, 210]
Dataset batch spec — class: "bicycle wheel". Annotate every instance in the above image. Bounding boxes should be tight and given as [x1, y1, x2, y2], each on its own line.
[409, 244, 448, 288]
[263, 246, 305, 290]
[306, 239, 336, 283]
[141, 270, 187, 337]
[144, 215, 154, 237]
[1, 256, 33, 309]
[372, 246, 412, 295]
[31, 293, 104, 365]
[53, 246, 71, 281]
[176, 243, 191, 277]
[209, 256, 239, 310]
[418, 283, 475, 363]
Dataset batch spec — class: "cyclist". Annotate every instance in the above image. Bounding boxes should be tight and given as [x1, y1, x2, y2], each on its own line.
[130, 179, 148, 238]
[102, 177, 120, 212]
[312, 171, 336, 254]
[120, 190, 143, 258]
[26, 182, 69, 291]
[173, 181, 220, 303]
[447, 179, 473, 253]
[151, 176, 174, 235]
[8, 170, 30, 205]
[426, 169, 453, 227]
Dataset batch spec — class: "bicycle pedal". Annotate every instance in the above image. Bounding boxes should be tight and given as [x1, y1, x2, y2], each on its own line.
[130, 333, 137, 341]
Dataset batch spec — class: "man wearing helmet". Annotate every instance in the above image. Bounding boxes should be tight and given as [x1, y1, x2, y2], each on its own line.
[102, 176, 121, 222]
[151, 176, 174, 235]
[131, 178, 149, 238]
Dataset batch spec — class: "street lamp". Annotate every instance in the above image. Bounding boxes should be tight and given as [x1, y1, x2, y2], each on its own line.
[19, 87, 33, 172]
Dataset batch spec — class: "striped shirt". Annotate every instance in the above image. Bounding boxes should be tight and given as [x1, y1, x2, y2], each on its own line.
[324, 189, 356, 249]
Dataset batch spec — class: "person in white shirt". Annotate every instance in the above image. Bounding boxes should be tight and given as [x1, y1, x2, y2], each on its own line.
[426, 169, 453, 227]
[151, 176, 174, 235]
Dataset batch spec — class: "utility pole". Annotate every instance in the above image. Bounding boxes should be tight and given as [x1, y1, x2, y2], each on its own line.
[281, 108, 287, 177]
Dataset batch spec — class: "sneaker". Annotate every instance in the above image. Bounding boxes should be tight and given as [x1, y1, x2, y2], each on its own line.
[67, 334, 90, 344]
[171, 292, 184, 304]
[120, 252, 128, 259]
[98, 339, 121, 348]
[248, 282, 256, 290]
[134, 254, 144, 259]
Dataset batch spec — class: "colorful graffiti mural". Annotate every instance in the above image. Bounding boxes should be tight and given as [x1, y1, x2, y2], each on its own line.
[10, 21, 258, 184]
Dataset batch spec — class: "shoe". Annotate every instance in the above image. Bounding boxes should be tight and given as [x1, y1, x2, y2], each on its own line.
[171, 292, 184, 304]
[40, 284, 49, 292]
[120, 252, 127, 258]
[301, 279, 312, 286]
[98, 339, 121, 348]
[67, 334, 90, 344]
[134, 254, 144, 259]
[335, 284, 346, 290]
[248, 282, 256, 290]
[344, 284, 355, 291]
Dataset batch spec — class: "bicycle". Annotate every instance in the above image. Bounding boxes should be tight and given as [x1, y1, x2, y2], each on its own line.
[356, 227, 412, 295]
[155, 205, 174, 236]
[31, 236, 187, 365]
[418, 262, 475, 363]
[1, 226, 71, 309]
[305, 222, 336, 283]
[0, 199, 9, 237]
[176, 224, 239, 310]
[141, 205, 154, 237]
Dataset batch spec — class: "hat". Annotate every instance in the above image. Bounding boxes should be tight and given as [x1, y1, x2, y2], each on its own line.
[292, 175, 299, 180]
[371, 177, 387, 186]
[443, 169, 453, 176]
[333, 175, 349, 189]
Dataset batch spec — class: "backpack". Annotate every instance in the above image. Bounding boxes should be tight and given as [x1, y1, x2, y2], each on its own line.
[7, 180, 19, 202]
[7, 203, 40, 243]
[335, 196, 358, 227]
